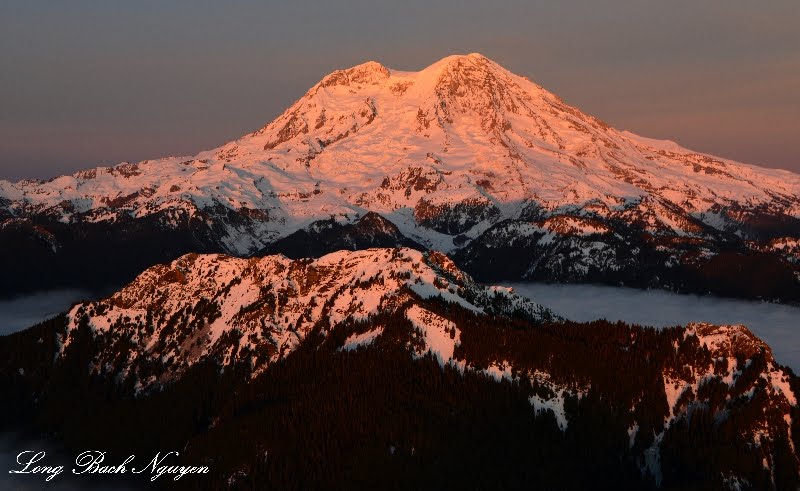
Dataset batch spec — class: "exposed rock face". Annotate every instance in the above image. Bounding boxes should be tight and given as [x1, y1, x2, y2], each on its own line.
[1, 54, 799, 299]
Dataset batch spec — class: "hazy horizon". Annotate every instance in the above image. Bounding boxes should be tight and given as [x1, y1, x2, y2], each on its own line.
[2, 1, 798, 181]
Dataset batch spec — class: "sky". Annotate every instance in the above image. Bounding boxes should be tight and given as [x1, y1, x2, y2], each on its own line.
[1, 0, 798, 181]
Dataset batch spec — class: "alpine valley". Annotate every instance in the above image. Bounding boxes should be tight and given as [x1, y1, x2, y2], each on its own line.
[1, 54, 799, 300]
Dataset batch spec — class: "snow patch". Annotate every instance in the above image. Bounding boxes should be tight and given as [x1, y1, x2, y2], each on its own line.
[406, 304, 461, 366]
[341, 326, 384, 351]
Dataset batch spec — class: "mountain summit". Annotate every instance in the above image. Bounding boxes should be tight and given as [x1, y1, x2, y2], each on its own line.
[1, 55, 798, 298]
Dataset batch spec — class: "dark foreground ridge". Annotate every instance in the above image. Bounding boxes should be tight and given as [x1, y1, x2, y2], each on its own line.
[1, 248, 798, 489]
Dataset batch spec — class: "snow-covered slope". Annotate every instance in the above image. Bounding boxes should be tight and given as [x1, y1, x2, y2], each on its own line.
[60, 247, 554, 389]
[2, 54, 799, 298]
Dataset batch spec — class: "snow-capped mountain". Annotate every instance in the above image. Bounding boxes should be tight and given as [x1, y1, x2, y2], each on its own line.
[2, 248, 798, 489]
[1, 54, 799, 299]
[59, 247, 555, 390]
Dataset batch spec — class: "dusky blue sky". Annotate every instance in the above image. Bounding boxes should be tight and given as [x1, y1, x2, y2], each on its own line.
[1, 0, 798, 180]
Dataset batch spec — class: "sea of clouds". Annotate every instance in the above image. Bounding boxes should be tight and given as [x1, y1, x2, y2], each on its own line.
[505, 282, 800, 373]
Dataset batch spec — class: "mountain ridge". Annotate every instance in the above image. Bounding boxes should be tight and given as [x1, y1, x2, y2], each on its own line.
[2, 246, 798, 489]
[56, 247, 555, 390]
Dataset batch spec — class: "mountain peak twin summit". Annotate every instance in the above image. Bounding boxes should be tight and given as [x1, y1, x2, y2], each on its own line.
[1, 54, 799, 299]
[3, 55, 800, 489]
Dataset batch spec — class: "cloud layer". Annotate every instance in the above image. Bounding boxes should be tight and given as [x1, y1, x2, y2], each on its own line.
[506, 282, 800, 372]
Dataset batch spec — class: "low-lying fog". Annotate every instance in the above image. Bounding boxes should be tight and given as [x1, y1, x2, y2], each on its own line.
[0, 290, 98, 335]
[505, 282, 800, 373]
